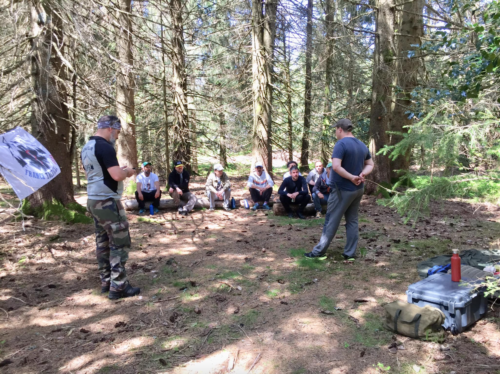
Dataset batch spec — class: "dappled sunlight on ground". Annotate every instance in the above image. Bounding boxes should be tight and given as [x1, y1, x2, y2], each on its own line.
[1, 177, 500, 373]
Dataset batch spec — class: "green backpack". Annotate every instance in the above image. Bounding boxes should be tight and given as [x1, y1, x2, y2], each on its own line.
[384, 301, 445, 338]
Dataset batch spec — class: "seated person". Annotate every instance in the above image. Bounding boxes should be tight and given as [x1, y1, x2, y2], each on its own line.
[247, 162, 273, 211]
[168, 160, 197, 216]
[312, 162, 331, 218]
[206, 163, 231, 211]
[278, 166, 311, 219]
[283, 160, 302, 179]
[135, 162, 161, 214]
[307, 160, 327, 194]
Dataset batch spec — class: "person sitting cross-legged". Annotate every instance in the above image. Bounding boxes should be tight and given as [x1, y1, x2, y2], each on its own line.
[247, 162, 273, 210]
[135, 162, 161, 215]
[311, 162, 331, 218]
[206, 164, 231, 211]
[168, 160, 197, 216]
[278, 166, 311, 219]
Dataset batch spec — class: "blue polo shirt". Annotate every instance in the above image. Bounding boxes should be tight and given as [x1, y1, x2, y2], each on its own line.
[330, 137, 371, 191]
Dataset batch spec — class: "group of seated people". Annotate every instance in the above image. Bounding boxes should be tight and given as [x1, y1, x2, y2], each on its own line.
[135, 160, 232, 216]
[248, 160, 331, 219]
[135, 159, 331, 219]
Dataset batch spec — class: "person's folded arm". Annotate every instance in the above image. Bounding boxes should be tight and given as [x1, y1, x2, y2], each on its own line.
[332, 158, 357, 183]
[361, 158, 374, 177]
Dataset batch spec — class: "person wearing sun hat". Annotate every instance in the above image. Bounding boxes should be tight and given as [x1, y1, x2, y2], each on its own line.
[135, 162, 161, 215]
[205, 163, 232, 211]
[168, 160, 197, 216]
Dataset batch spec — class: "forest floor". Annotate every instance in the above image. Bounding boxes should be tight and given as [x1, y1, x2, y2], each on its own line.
[1, 173, 500, 374]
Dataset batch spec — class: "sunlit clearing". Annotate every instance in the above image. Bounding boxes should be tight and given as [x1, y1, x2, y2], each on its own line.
[113, 336, 155, 354]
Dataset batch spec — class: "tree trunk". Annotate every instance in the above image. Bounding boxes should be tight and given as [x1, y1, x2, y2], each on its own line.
[321, 0, 334, 167]
[114, 0, 138, 176]
[251, 0, 277, 173]
[367, 0, 395, 194]
[27, 1, 75, 208]
[219, 112, 228, 168]
[188, 95, 198, 174]
[160, 5, 170, 174]
[170, 0, 190, 168]
[390, 0, 424, 179]
[300, 0, 313, 172]
[283, 30, 293, 161]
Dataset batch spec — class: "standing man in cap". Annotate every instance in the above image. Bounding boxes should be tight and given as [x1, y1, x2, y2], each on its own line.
[168, 160, 197, 216]
[81, 115, 141, 299]
[135, 162, 161, 215]
[304, 119, 374, 260]
[247, 162, 273, 210]
[205, 163, 231, 211]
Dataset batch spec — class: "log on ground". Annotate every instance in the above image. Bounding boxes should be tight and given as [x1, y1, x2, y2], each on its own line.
[272, 202, 327, 216]
[123, 198, 277, 211]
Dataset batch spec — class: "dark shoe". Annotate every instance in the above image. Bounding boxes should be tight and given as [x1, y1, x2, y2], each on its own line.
[297, 212, 306, 220]
[343, 254, 356, 261]
[101, 284, 110, 293]
[251, 203, 259, 211]
[304, 252, 327, 260]
[262, 203, 270, 210]
[179, 210, 188, 216]
[138, 209, 145, 215]
[108, 284, 141, 300]
[287, 213, 295, 218]
[153, 208, 160, 214]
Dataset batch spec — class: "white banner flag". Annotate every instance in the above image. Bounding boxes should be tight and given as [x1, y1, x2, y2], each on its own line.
[0, 127, 61, 200]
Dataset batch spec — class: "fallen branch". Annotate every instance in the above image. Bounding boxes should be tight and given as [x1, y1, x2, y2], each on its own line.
[152, 296, 180, 303]
[247, 352, 262, 373]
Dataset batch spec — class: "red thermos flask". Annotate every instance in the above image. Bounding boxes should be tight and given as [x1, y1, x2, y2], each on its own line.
[451, 249, 461, 282]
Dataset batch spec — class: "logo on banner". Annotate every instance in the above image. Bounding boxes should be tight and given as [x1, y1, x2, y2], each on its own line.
[0, 127, 61, 200]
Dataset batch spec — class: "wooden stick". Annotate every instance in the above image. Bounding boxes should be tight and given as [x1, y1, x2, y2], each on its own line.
[247, 352, 262, 373]
[152, 296, 180, 303]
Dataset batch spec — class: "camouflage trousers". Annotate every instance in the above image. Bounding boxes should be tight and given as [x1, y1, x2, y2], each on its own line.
[87, 198, 131, 292]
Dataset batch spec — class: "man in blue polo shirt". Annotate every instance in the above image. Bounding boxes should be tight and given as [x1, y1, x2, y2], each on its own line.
[305, 119, 374, 260]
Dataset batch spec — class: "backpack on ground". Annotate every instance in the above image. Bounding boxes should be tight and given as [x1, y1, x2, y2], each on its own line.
[383, 300, 445, 338]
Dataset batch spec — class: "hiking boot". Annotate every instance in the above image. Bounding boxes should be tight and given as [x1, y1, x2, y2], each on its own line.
[139, 209, 145, 215]
[251, 203, 259, 211]
[297, 212, 306, 220]
[304, 252, 327, 260]
[108, 284, 141, 300]
[101, 283, 110, 294]
[262, 203, 270, 210]
[315, 211, 322, 218]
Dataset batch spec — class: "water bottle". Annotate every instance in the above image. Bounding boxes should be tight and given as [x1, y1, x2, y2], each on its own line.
[150, 204, 154, 216]
[451, 249, 461, 282]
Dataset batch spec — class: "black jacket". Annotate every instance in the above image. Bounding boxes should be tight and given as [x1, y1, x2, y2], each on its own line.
[278, 176, 309, 196]
[312, 173, 331, 195]
[168, 168, 190, 193]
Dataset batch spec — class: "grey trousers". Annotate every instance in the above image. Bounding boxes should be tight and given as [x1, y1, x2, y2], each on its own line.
[311, 187, 364, 258]
[206, 188, 231, 209]
[170, 190, 197, 212]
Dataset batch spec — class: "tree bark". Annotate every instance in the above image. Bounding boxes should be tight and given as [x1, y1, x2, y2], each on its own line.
[367, 0, 395, 194]
[390, 0, 424, 179]
[283, 30, 294, 161]
[300, 0, 314, 172]
[114, 0, 138, 176]
[169, 0, 190, 169]
[160, 5, 170, 174]
[321, 0, 335, 167]
[27, 1, 75, 207]
[219, 111, 228, 168]
[251, 0, 277, 173]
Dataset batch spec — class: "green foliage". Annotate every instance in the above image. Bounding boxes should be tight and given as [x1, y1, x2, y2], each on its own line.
[22, 200, 92, 224]
[125, 181, 137, 195]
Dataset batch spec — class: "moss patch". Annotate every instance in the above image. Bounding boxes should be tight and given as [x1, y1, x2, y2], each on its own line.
[22, 199, 92, 224]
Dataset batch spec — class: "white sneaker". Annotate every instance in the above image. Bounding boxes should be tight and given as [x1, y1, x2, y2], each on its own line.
[315, 211, 322, 218]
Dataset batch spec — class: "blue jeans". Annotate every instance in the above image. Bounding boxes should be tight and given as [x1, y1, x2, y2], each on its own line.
[312, 192, 329, 212]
